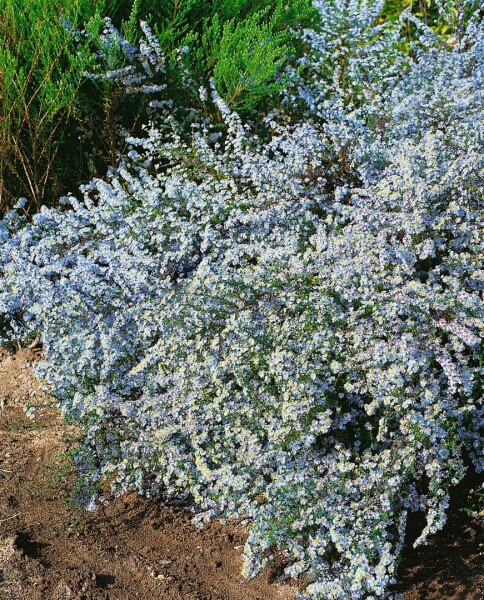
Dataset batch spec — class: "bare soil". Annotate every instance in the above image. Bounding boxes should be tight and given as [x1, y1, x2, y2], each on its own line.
[0, 348, 482, 599]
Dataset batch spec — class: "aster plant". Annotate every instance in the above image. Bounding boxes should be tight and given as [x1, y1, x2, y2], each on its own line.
[1, 2, 483, 598]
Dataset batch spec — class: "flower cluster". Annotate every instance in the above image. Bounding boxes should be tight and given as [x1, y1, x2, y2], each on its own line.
[1, 4, 483, 598]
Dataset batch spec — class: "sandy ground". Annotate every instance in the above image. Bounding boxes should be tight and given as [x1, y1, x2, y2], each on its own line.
[0, 347, 482, 599]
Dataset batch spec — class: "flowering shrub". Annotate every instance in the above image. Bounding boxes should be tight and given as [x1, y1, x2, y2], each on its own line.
[1, 3, 483, 598]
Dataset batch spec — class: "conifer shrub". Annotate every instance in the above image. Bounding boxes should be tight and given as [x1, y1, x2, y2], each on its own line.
[0, 0, 147, 211]
[1, 2, 483, 598]
[0, 0, 105, 210]
[0, 0, 315, 212]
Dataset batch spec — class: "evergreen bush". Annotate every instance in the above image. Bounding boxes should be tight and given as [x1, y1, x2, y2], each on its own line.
[0, 0, 314, 212]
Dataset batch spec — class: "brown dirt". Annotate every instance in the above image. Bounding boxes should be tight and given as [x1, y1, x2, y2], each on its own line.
[0, 348, 482, 600]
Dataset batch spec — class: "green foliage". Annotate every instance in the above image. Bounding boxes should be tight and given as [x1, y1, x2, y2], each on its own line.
[191, 13, 288, 110]
[461, 484, 484, 518]
[174, 0, 317, 111]
[0, 0, 126, 208]
[0, 0, 317, 212]
[0, 0, 107, 211]
[381, 0, 479, 37]
[0, 0, 159, 212]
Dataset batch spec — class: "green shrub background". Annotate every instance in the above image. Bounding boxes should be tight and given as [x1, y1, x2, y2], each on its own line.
[0, 0, 317, 212]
